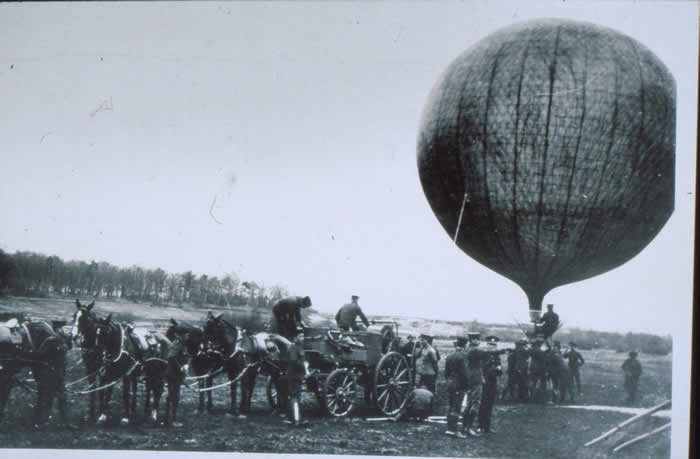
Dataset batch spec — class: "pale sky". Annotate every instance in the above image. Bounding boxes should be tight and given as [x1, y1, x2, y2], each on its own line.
[0, 2, 696, 339]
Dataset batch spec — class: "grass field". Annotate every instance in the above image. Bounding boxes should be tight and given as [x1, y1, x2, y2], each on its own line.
[0, 296, 673, 458]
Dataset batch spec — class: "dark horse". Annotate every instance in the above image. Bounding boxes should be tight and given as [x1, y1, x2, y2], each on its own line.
[138, 324, 188, 426]
[69, 300, 105, 422]
[202, 313, 251, 417]
[93, 314, 141, 424]
[0, 319, 68, 426]
[165, 318, 220, 414]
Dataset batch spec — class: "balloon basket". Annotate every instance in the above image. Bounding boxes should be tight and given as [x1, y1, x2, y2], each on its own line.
[528, 310, 541, 323]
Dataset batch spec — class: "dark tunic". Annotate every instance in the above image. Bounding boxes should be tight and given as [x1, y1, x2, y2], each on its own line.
[272, 296, 306, 338]
[444, 348, 469, 432]
[335, 302, 369, 330]
[539, 311, 560, 338]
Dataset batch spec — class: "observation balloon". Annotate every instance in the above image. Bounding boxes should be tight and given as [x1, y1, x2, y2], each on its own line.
[417, 19, 676, 317]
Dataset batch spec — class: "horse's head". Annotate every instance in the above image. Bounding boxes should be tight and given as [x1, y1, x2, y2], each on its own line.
[202, 312, 238, 354]
[167, 318, 204, 356]
[70, 299, 96, 346]
[51, 320, 73, 350]
[94, 313, 120, 357]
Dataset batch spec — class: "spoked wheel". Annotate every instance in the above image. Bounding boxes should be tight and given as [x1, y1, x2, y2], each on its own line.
[373, 351, 412, 416]
[266, 376, 279, 410]
[323, 369, 358, 417]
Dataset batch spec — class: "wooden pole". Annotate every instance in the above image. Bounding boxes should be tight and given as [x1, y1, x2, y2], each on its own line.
[612, 422, 671, 452]
[584, 400, 671, 447]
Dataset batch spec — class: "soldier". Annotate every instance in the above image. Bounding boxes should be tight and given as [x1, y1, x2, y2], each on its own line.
[622, 351, 642, 405]
[284, 330, 308, 426]
[335, 295, 370, 331]
[392, 386, 435, 422]
[502, 339, 530, 401]
[417, 334, 439, 394]
[534, 304, 560, 347]
[547, 341, 572, 404]
[528, 338, 548, 403]
[463, 332, 508, 436]
[444, 336, 468, 438]
[563, 342, 585, 396]
[272, 296, 312, 339]
[478, 336, 503, 433]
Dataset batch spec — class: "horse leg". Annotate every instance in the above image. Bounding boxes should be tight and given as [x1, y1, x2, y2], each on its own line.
[152, 376, 163, 423]
[121, 375, 130, 422]
[229, 369, 239, 416]
[0, 372, 13, 424]
[131, 374, 138, 414]
[207, 374, 214, 412]
[245, 369, 258, 413]
[145, 376, 151, 415]
[197, 379, 205, 413]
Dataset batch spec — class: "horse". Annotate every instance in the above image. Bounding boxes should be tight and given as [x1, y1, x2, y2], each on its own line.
[93, 314, 141, 424]
[133, 324, 187, 426]
[0, 318, 68, 426]
[201, 312, 251, 417]
[69, 300, 105, 422]
[165, 319, 218, 415]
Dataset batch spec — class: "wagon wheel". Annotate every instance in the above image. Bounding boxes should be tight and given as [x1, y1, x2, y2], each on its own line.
[323, 369, 358, 417]
[373, 351, 411, 416]
[266, 376, 280, 410]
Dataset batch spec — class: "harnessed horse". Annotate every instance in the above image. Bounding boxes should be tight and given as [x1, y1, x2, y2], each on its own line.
[201, 313, 251, 416]
[0, 318, 67, 426]
[93, 314, 142, 423]
[69, 300, 105, 421]
[165, 319, 218, 415]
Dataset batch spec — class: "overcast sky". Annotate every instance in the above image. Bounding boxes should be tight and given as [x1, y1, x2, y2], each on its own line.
[0, 2, 696, 339]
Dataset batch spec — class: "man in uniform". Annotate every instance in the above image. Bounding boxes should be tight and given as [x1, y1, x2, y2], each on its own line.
[478, 336, 503, 433]
[535, 304, 560, 347]
[335, 295, 370, 331]
[284, 330, 308, 426]
[563, 342, 585, 396]
[502, 339, 529, 401]
[272, 296, 312, 339]
[417, 334, 439, 394]
[622, 351, 642, 405]
[444, 336, 469, 438]
[528, 337, 548, 402]
[463, 332, 508, 436]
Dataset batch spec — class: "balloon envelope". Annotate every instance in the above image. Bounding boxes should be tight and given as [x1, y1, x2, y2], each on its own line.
[417, 19, 676, 312]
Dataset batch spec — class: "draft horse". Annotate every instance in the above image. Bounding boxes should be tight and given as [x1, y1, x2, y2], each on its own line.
[166, 319, 219, 414]
[69, 300, 105, 421]
[0, 318, 68, 426]
[201, 312, 252, 417]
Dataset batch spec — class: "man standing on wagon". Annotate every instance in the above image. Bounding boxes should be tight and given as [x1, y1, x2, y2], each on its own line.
[272, 296, 312, 340]
[335, 295, 370, 331]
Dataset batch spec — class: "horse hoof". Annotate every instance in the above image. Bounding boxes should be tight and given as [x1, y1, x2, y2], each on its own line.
[151, 410, 157, 422]
[120, 417, 130, 425]
[97, 414, 108, 424]
[172, 421, 183, 428]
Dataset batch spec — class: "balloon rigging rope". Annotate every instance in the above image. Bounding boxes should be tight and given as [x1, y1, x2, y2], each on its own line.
[453, 193, 469, 243]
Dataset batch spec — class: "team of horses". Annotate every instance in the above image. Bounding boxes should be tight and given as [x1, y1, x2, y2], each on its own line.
[0, 300, 298, 427]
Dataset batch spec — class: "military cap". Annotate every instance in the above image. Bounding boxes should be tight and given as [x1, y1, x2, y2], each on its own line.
[484, 335, 500, 345]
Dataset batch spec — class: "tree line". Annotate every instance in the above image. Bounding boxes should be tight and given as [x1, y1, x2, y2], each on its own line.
[0, 249, 290, 309]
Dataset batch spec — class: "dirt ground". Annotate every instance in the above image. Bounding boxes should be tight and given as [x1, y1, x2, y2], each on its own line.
[0, 343, 672, 458]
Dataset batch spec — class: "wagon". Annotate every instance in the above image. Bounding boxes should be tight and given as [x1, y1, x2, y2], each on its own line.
[265, 321, 413, 418]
